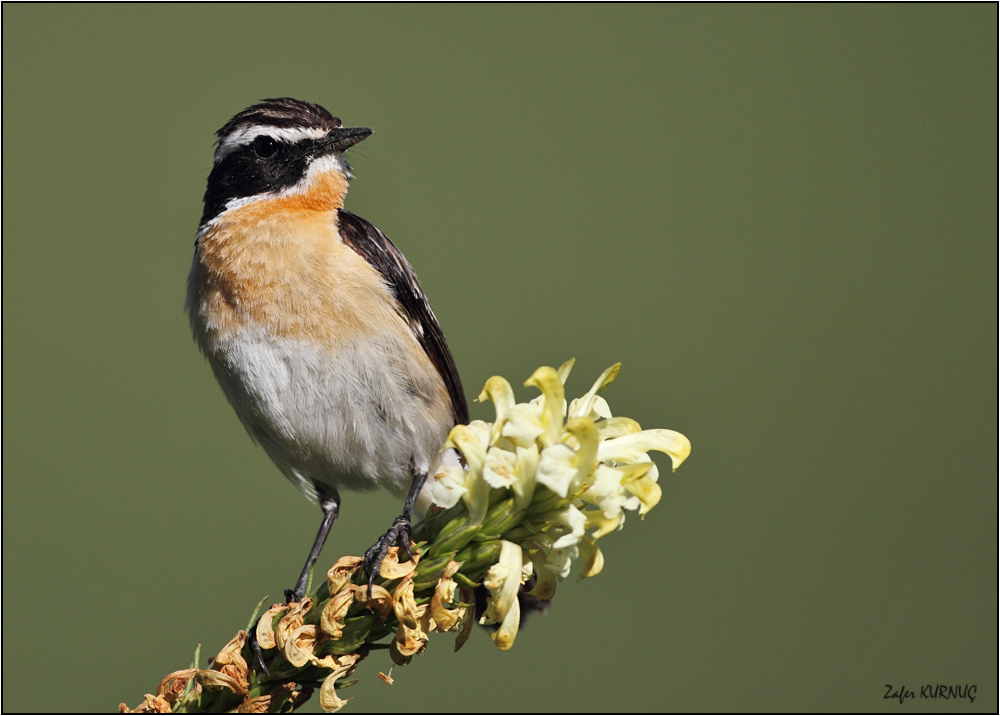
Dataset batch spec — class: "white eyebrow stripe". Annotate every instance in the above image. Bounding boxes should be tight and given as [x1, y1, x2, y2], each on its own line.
[214, 125, 328, 162]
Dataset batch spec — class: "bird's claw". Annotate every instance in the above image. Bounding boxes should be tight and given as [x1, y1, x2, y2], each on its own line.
[246, 619, 270, 676]
[363, 515, 413, 589]
[246, 586, 305, 677]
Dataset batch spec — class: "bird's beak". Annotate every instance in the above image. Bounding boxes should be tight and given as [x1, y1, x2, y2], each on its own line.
[320, 126, 373, 153]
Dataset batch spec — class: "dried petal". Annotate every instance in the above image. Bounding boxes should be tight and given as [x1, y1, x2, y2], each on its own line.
[254, 604, 288, 650]
[309, 652, 360, 671]
[286, 686, 314, 712]
[392, 574, 418, 629]
[355, 583, 393, 621]
[430, 560, 464, 631]
[281, 624, 322, 668]
[393, 603, 432, 657]
[237, 695, 272, 713]
[195, 669, 248, 695]
[378, 671, 394, 685]
[319, 655, 356, 714]
[453, 586, 476, 652]
[377, 545, 419, 580]
[273, 598, 313, 650]
[320, 586, 356, 639]
[389, 638, 412, 667]
[212, 630, 248, 684]
[577, 535, 604, 579]
[122, 694, 172, 713]
[157, 668, 197, 704]
[326, 556, 363, 595]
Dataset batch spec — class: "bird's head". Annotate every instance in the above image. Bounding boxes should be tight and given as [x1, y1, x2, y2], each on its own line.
[201, 97, 372, 227]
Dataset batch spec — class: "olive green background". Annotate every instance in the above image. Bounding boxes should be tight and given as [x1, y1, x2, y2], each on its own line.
[2, 4, 996, 713]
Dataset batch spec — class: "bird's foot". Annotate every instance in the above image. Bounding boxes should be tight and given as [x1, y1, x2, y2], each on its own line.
[246, 587, 306, 677]
[363, 515, 414, 589]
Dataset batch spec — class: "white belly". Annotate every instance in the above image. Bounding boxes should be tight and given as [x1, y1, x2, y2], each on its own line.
[200, 323, 451, 501]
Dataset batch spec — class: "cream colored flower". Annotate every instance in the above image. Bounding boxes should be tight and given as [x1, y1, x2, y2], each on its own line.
[597, 428, 691, 471]
[478, 375, 516, 445]
[536, 443, 578, 497]
[483, 446, 518, 489]
[424, 362, 691, 649]
[536, 417, 598, 498]
[432, 423, 490, 525]
[429, 464, 468, 509]
[500, 402, 546, 448]
[524, 367, 568, 448]
[584, 464, 644, 519]
[568, 363, 619, 420]
[478, 540, 527, 650]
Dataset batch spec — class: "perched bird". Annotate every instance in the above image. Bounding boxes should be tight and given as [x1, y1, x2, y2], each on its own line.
[185, 98, 468, 606]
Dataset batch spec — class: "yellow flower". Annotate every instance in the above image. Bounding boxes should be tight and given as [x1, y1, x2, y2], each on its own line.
[597, 428, 691, 471]
[478, 540, 527, 650]
[425, 361, 691, 647]
[431, 422, 490, 525]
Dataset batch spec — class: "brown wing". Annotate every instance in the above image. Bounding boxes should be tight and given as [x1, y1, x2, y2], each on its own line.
[337, 209, 469, 425]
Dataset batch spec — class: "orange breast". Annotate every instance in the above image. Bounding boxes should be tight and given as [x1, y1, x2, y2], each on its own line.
[190, 171, 400, 346]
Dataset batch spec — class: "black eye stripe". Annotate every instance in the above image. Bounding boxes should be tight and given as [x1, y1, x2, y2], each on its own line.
[201, 136, 310, 225]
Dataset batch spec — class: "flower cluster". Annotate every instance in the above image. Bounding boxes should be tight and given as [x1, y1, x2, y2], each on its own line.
[425, 359, 690, 648]
[121, 362, 690, 714]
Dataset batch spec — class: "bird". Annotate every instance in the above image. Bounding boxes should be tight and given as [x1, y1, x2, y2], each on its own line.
[185, 98, 469, 610]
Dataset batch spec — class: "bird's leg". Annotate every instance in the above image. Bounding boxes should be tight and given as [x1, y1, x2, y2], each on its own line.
[286, 491, 341, 603]
[249, 489, 340, 675]
[363, 462, 426, 590]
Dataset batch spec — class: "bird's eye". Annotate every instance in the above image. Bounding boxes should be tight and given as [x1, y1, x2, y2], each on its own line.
[253, 136, 279, 158]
